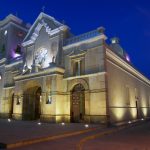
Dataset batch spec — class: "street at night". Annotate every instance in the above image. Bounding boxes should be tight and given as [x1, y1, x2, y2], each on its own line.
[0, 1, 150, 150]
[0, 119, 150, 150]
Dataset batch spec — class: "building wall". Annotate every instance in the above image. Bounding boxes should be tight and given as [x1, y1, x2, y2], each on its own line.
[7, 23, 27, 59]
[64, 39, 104, 77]
[0, 64, 5, 114]
[63, 38, 107, 123]
[106, 54, 150, 124]
[10, 71, 107, 124]
[11, 74, 69, 122]
[1, 13, 150, 125]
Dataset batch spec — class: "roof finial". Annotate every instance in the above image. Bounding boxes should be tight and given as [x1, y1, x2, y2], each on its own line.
[97, 26, 105, 34]
[42, 6, 45, 12]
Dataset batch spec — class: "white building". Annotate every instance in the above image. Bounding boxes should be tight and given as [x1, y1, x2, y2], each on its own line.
[0, 13, 150, 125]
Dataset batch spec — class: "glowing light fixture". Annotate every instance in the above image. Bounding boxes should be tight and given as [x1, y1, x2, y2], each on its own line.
[14, 53, 21, 58]
[4, 30, 7, 35]
[38, 122, 41, 125]
[16, 97, 21, 105]
[47, 95, 52, 104]
[40, 96, 42, 102]
[128, 121, 131, 124]
[126, 54, 130, 62]
[112, 39, 116, 44]
[141, 118, 144, 121]
[85, 124, 89, 128]
[8, 118, 11, 122]
[61, 122, 65, 126]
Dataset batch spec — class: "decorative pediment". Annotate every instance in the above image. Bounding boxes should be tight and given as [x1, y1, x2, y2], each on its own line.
[67, 48, 86, 58]
[22, 12, 68, 47]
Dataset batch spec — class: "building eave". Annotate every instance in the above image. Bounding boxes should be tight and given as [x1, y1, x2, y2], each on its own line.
[106, 48, 150, 86]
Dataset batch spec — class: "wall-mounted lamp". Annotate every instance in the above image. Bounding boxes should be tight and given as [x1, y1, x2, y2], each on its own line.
[46, 95, 52, 104]
[16, 96, 21, 105]
[40, 96, 42, 102]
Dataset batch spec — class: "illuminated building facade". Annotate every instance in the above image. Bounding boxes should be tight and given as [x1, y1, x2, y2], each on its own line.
[0, 13, 150, 124]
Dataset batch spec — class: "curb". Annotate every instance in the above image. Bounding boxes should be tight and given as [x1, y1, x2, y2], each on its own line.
[0, 127, 98, 149]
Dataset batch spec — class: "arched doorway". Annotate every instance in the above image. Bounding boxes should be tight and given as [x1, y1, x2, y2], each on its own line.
[23, 86, 42, 120]
[10, 93, 14, 118]
[35, 87, 42, 119]
[71, 84, 85, 123]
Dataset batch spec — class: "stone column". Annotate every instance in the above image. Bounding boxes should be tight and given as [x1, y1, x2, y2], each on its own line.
[31, 59, 39, 73]
[77, 60, 81, 75]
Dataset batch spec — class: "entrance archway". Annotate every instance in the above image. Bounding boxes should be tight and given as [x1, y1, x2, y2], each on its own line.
[35, 87, 42, 119]
[71, 84, 85, 123]
[10, 93, 14, 118]
[23, 86, 42, 120]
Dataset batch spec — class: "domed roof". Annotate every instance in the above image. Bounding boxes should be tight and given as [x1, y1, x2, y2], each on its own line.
[109, 37, 130, 62]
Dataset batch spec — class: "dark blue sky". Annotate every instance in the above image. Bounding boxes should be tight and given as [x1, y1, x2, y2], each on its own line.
[0, 0, 150, 78]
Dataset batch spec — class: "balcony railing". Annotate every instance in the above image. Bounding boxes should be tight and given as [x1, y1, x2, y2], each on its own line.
[64, 29, 101, 46]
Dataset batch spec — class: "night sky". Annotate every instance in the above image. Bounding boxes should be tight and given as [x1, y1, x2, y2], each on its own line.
[0, 0, 150, 78]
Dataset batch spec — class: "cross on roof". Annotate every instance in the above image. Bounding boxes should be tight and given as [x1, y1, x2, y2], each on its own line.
[42, 6, 45, 12]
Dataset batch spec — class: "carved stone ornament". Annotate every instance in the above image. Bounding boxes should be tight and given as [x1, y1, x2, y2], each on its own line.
[35, 48, 48, 67]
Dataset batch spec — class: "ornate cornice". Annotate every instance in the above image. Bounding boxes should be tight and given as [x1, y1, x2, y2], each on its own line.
[22, 12, 68, 47]
[22, 21, 67, 47]
[14, 67, 65, 81]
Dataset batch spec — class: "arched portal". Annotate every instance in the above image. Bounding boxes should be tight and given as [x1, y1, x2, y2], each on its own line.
[10, 93, 14, 118]
[71, 84, 85, 123]
[34, 87, 42, 119]
[23, 86, 42, 120]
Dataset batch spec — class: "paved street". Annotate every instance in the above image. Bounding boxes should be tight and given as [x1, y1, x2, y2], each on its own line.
[11, 121, 150, 150]
[0, 119, 99, 144]
[0, 119, 150, 150]
[83, 122, 150, 150]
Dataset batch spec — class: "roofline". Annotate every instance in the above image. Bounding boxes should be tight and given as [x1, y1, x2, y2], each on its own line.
[23, 12, 66, 42]
[0, 14, 29, 30]
[105, 44, 150, 85]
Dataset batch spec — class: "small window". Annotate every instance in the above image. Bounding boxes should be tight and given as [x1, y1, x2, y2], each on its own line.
[73, 60, 83, 76]
[73, 61, 79, 76]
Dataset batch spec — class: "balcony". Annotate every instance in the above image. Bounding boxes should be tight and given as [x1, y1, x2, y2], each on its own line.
[64, 29, 101, 46]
